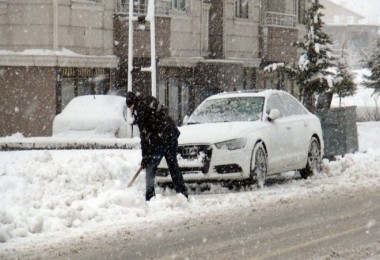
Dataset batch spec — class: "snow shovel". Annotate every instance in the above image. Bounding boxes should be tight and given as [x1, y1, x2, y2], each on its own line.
[127, 166, 144, 187]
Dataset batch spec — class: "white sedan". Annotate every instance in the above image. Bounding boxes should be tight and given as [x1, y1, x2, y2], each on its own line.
[157, 90, 324, 188]
[52, 95, 138, 138]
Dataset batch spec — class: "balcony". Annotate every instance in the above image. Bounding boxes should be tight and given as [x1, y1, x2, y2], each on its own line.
[261, 12, 297, 28]
[116, 0, 170, 16]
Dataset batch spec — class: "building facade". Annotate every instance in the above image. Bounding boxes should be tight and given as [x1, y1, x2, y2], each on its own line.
[320, 0, 379, 68]
[1, 0, 307, 137]
[0, 0, 118, 136]
[115, 0, 307, 124]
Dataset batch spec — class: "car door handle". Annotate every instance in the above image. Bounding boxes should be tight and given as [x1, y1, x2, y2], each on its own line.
[286, 126, 291, 130]
[304, 123, 308, 127]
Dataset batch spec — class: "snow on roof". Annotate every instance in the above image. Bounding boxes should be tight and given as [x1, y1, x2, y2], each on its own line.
[0, 48, 115, 57]
[0, 48, 119, 67]
[208, 89, 280, 100]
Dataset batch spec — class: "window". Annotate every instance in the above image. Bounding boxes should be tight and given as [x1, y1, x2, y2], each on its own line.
[171, 0, 186, 12]
[180, 82, 190, 121]
[159, 77, 189, 124]
[119, 0, 148, 15]
[266, 94, 285, 117]
[333, 15, 340, 24]
[73, 0, 102, 3]
[235, 0, 248, 19]
[0, 0, 8, 8]
[201, 3, 211, 53]
[168, 78, 179, 122]
[71, 0, 104, 11]
[279, 93, 307, 116]
[58, 67, 110, 113]
[297, 0, 305, 23]
[133, 0, 147, 14]
[61, 79, 76, 110]
[188, 97, 264, 124]
[347, 16, 354, 24]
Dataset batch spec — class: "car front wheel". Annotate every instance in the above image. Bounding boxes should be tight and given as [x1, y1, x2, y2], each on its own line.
[300, 137, 321, 179]
[250, 143, 267, 189]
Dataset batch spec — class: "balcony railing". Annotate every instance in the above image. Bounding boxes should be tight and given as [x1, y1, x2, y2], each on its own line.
[261, 12, 298, 28]
[116, 0, 170, 16]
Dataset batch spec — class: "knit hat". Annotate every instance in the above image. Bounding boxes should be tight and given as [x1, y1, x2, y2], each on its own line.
[126, 91, 136, 108]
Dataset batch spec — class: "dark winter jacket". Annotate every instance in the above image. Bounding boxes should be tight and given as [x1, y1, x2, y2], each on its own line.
[132, 95, 180, 165]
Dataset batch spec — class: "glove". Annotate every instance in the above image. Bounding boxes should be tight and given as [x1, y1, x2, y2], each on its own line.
[141, 157, 150, 169]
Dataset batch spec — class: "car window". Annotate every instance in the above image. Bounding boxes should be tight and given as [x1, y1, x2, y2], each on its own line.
[279, 93, 308, 116]
[266, 94, 285, 117]
[187, 97, 265, 124]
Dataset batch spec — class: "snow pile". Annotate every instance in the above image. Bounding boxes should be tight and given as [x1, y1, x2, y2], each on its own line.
[0, 150, 141, 243]
[0, 122, 379, 248]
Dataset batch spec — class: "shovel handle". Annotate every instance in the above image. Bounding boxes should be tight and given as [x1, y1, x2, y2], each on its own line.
[127, 166, 144, 187]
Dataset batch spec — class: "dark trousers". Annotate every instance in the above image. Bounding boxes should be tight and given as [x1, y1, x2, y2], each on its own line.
[145, 138, 188, 201]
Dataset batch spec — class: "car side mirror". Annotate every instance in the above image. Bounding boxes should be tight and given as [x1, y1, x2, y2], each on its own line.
[268, 109, 280, 122]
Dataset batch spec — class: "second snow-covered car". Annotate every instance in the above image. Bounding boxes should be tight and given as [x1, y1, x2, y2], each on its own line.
[52, 95, 137, 138]
[156, 90, 324, 188]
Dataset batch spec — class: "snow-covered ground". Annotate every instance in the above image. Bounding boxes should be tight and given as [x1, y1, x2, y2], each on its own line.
[0, 122, 380, 254]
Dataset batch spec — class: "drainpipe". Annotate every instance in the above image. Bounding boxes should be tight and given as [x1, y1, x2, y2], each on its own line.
[53, 0, 58, 51]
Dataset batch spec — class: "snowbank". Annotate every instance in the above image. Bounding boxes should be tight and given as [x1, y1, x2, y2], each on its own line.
[0, 122, 379, 250]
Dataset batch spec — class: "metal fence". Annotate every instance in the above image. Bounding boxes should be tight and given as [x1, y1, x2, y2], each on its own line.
[317, 106, 359, 158]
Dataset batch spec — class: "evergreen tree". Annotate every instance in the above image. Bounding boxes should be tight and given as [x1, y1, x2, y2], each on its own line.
[293, 0, 336, 110]
[332, 58, 357, 107]
[364, 39, 380, 94]
[264, 0, 357, 111]
[264, 0, 337, 111]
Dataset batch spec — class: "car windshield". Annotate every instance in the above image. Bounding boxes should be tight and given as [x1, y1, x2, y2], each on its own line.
[187, 97, 265, 124]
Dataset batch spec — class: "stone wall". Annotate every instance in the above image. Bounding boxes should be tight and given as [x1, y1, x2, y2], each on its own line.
[0, 66, 56, 137]
[0, 0, 114, 55]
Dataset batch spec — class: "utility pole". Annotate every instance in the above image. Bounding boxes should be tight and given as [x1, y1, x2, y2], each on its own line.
[127, 0, 137, 92]
[145, 0, 157, 97]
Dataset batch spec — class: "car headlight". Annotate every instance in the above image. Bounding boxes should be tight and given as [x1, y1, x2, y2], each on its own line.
[215, 138, 247, 150]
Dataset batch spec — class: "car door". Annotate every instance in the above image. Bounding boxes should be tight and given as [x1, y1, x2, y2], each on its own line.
[279, 92, 311, 168]
[264, 93, 296, 173]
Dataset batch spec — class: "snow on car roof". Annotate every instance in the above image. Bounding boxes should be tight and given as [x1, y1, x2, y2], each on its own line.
[206, 89, 283, 100]
[60, 95, 126, 116]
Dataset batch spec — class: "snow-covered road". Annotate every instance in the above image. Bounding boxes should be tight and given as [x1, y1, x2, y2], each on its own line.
[0, 122, 380, 258]
[55, 188, 380, 260]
